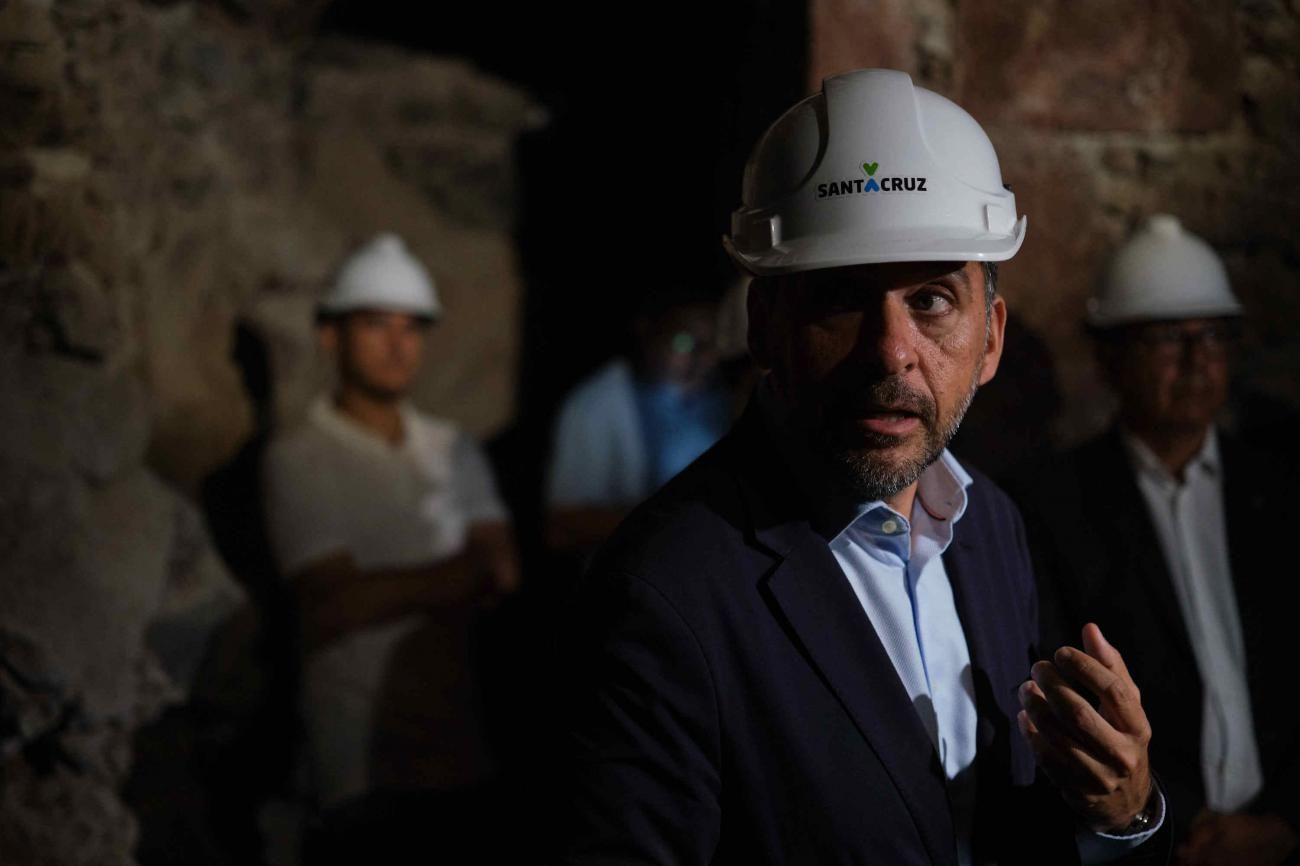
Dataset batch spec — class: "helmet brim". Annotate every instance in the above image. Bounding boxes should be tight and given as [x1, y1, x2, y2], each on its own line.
[725, 216, 1027, 276]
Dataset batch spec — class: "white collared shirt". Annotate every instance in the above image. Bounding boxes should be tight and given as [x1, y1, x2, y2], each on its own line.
[828, 451, 982, 863]
[1124, 427, 1263, 811]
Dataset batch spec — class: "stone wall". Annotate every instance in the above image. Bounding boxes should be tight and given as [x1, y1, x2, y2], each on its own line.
[0, 2, 539, 863]
[810, 0, 1300, 452]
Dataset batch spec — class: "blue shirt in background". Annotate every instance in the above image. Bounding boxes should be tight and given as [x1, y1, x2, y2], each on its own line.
[633, 377, 732, 492]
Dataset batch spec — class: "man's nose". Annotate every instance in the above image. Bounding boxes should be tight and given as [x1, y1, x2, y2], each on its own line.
[857, 300, 919, 375]
[384, 324, 414, 353]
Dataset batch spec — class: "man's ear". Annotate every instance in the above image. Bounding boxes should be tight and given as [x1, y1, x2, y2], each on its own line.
[318, 320, 340, 354]
[746, 277, 775, 371]
[977, 294, 1007, 386]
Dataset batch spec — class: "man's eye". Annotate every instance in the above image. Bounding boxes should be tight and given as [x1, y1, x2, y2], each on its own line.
[910, 291, 953, 314]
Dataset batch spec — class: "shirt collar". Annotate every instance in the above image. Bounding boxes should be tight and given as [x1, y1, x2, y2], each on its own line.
[1121, 425, 1220, 486]
[309, 394, 418, 457]
[754, 377, 974, 542]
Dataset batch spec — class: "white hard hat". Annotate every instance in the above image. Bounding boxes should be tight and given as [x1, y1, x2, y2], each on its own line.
[724, 69, 1027, 276]
[318, 233, 441, 319]
[1088, 214, 1241, 328]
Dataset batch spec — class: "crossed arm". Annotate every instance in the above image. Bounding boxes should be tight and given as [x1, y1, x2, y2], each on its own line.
[289, 520, 519, 652]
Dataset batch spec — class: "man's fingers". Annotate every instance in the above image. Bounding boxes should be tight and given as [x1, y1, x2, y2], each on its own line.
[1025, 634, 1155, 835]
[1018, 680, 1060, 739]
[1029, 660, 1133, 761]
[1023, 730, 1116, 797]
[1020, 676, 1094, 750]
[1018, 681, 1117, 794]
[1020, 704, 1142, 831]
[1081, 623, 1133, 681]
[1051, 643, 1121, 700]
[1050, 647, 1149, 739]
[1019, 708, 1077, 787]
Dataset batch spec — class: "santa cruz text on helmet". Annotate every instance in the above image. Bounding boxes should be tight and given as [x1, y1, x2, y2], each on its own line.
[816, 162, 929, 200]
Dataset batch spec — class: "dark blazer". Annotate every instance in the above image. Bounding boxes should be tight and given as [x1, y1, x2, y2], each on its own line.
[558, 410, 1169, 865]
[1006, 427, 1300, 844]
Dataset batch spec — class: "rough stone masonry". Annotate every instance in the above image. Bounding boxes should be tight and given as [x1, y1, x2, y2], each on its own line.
[0, 1, 540, 862]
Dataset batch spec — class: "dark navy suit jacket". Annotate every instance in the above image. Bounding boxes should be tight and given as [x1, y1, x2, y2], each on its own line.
[559, 409, 1170, 865]
[1007, 428, 1300, 848]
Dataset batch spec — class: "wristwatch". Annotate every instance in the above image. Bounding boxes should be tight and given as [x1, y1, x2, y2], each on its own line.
[1115, 781, 1160, 836]
[1120, 806, 1153, 835]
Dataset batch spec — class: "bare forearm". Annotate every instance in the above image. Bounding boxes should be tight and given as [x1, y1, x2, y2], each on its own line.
[294, 553, 483, 651]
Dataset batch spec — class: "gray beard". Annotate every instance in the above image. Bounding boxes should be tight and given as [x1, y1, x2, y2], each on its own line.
[820, 373, 982, 502]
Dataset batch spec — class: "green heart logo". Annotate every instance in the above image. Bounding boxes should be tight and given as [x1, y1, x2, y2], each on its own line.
[862, 161, 879, 176]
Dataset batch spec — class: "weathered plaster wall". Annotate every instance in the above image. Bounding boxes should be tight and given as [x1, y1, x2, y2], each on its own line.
[0, 2, 539, 862]
[810, 0, 1300, 450]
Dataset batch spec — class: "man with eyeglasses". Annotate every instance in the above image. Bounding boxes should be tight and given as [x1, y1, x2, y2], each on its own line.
[1009, 214, 1300, 865]
[545, 289, 732, 556]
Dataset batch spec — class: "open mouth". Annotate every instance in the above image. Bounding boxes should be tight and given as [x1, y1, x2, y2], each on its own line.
[854, 411, 922, 436]
[827, 379, 936, 443]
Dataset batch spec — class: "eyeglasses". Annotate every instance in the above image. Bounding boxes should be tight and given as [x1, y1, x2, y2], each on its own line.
[1129, 322, 1238, 358]
[669, 331, 717, 356]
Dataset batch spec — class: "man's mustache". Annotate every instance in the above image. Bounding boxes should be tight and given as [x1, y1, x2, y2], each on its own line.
[827, 377, 937, 427]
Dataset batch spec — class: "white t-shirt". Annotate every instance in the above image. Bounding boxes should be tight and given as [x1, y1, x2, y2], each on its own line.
[262, 396, 506, 807]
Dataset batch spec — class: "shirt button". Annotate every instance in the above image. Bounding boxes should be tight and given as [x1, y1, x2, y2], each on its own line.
[881, 519, 899, 534]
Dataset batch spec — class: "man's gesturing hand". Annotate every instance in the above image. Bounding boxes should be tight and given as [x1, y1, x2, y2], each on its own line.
[1017, 623, 1154, 833]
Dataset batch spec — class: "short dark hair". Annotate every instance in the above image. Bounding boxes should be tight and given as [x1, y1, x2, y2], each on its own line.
[981, 261, 998, 304]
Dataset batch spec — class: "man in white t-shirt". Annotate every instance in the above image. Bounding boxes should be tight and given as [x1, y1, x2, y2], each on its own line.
[262, 234, 519, 859]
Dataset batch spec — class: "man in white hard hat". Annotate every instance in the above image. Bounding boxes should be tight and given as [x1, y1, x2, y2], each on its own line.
[261, 233, 519, 861]
[559, 69, 1168, 865]
[1008, 215, 1300, 865]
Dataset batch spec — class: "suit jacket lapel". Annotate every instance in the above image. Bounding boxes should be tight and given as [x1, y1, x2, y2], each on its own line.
[725, 411, 958, 866]
[1219, 436, 1270, 698]
[944, 529, 1008, 753]
[1092, 430, 1196, 660]
[944, 526, 1024, 866]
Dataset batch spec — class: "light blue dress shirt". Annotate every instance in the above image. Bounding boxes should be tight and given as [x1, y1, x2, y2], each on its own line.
[757, 384, 1161, 864]
[828, 450, 983, 862]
